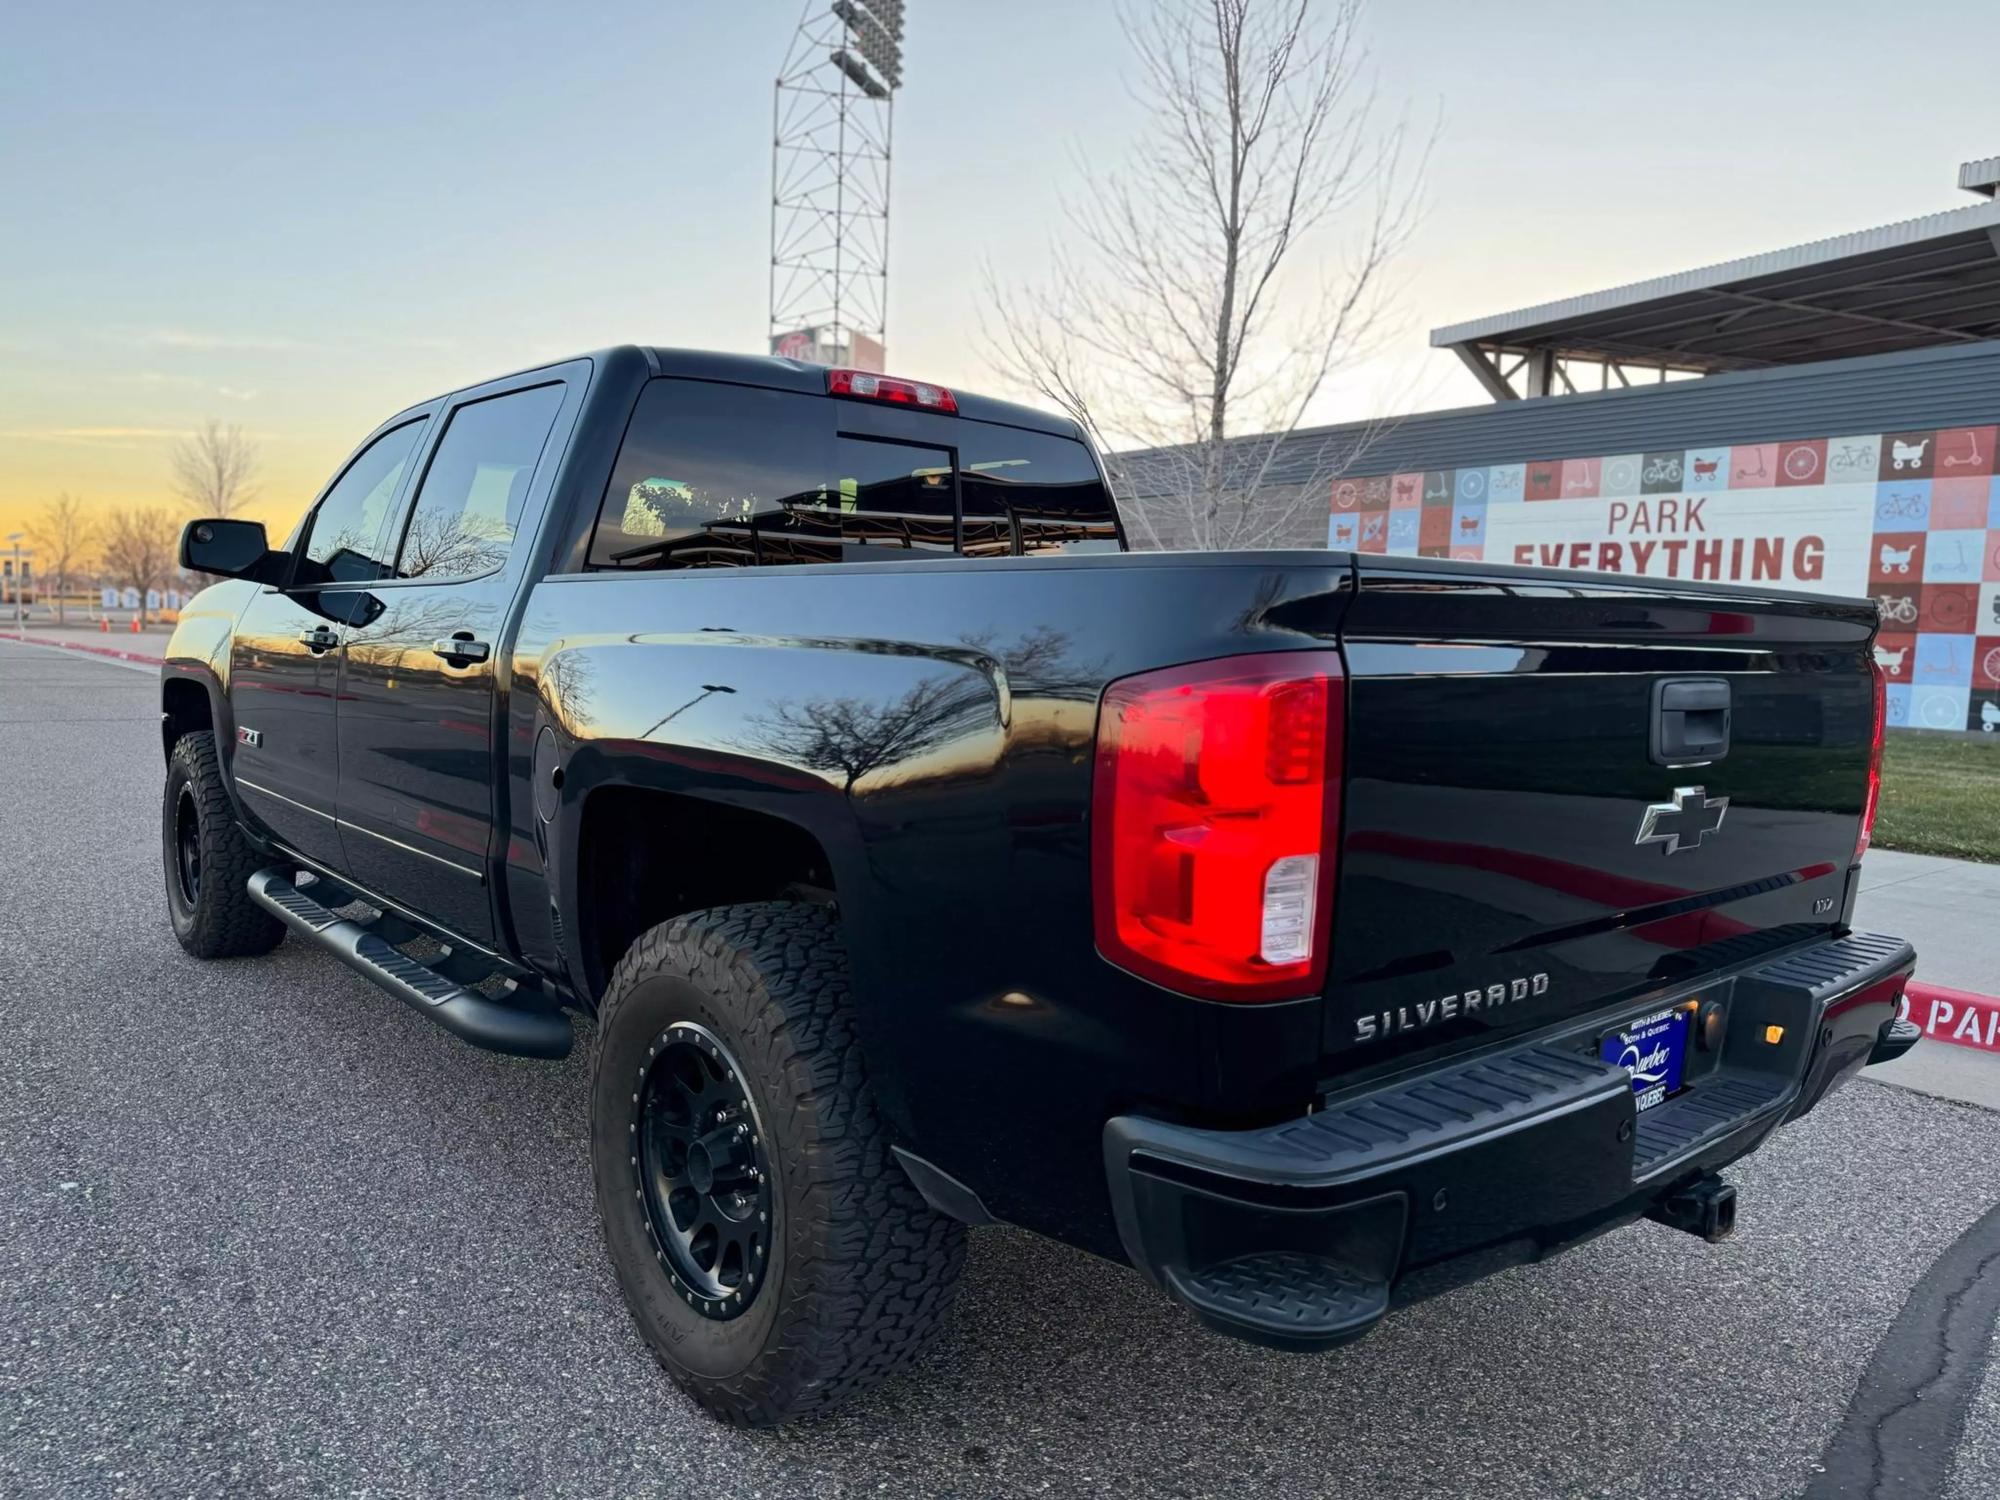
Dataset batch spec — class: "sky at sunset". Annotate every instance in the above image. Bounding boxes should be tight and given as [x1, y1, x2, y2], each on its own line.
[3, 0, 1995, 545]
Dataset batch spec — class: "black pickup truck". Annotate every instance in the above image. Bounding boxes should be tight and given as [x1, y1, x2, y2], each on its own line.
[161, 346, 1918, 1425]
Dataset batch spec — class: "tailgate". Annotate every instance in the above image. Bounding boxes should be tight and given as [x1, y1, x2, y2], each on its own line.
[1325, 557, 1878, 1072]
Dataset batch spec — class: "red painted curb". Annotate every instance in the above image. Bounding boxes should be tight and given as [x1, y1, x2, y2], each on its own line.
[1899, 981, 2000, 1055]
[0, 630, 165, 667]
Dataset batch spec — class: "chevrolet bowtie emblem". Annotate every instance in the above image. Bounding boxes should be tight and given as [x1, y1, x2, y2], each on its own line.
[1635, 786, 1728, 855]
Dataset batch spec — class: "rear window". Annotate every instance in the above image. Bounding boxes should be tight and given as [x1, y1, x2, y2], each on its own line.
[586, 378, 1119, 570]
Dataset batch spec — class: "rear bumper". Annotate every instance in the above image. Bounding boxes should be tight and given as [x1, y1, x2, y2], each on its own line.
[1103, 931, 1914, 1352]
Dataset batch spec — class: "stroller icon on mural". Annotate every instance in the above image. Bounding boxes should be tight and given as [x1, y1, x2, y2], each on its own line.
[1891, 437, 1930, 471]
[1878, 542, 1916, 574]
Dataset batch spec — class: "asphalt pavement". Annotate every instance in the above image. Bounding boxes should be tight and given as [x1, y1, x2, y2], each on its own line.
[4, 635, 1999, 1500]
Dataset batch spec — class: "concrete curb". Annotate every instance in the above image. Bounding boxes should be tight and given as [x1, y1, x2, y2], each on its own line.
[1902, 982, 2000, 1055]
[0, 630, 165, 667]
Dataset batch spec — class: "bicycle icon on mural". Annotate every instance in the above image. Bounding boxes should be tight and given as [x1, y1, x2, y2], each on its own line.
[1642, 455, 1683, 485]
[1876, 594, 1919, 626]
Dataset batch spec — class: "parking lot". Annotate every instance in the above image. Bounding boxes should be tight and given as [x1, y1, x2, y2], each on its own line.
[4, 635, 1999, 1499]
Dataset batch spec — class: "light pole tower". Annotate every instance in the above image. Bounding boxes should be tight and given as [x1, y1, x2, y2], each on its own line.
[769, 1, 905, 371]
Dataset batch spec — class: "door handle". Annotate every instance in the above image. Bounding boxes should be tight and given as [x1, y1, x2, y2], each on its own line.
[432, 635, 491, 666]
[298, 626, 338, 654]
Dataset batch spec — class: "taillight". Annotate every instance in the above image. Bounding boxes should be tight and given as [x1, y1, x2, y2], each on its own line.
[1855, 656, 1887, 864]
[825, 367, 958, 413]
[1091, 652, 1344, 1002]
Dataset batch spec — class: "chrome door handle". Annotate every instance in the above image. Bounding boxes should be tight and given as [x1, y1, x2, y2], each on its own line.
[432, 636, 491, 665]
[298, 627, 338, 653]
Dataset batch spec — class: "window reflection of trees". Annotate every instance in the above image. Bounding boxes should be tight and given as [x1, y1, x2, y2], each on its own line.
[398, 505, 512, 581]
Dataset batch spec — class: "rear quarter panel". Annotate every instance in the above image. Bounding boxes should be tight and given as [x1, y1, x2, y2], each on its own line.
[506, 553, 1354, 1252]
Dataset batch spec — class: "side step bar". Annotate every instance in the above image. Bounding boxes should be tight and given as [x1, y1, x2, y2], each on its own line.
[248, 868, 572, 1059]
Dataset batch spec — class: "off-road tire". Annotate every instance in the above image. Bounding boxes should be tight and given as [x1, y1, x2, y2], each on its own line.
[590, 902, 966, 1426]
[163, 731, 285, 960]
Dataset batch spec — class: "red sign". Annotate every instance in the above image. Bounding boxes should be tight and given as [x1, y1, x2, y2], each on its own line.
[1900, 983, 2000, 1054]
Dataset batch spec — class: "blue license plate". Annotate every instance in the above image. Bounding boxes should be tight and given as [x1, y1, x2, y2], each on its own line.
[1601, 1006, 1691, 1112]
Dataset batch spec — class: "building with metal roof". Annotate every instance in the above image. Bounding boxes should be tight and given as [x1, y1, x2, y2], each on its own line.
[1433, 157, 2000, 400]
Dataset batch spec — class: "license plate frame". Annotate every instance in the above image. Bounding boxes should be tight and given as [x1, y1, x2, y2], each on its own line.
[1601, 1005, 1693, 1112]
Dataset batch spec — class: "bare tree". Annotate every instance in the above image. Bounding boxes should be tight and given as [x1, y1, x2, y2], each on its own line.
[985, 0, 1428, 550]
[170, 418, 261, 518]
[26, 493, 98, 625]
[100, 506, 181, 624]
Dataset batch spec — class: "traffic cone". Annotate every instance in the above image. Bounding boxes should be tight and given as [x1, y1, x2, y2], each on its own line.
[130, 615, 141, 634]
[100, 617, 109, 633]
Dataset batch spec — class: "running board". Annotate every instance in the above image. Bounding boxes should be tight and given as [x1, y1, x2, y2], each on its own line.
[247, 868, 572, 1059]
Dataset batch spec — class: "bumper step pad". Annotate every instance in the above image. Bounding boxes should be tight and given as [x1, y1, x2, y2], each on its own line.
[247, 867, 571, 1058]
[1634, 1072, 1788, 1176]
[1165, 1252, 1390, 1352]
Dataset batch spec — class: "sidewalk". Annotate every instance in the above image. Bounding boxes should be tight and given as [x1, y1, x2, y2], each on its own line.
[1856, 849, 2000, 1110]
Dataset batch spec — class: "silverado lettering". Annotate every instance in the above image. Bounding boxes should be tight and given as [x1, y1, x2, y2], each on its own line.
[1355, 973, 1551, 1043]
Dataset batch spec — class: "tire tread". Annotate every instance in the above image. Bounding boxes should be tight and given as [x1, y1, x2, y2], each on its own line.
[592, 902, 965, 1425]
[166, 731, 285, 959]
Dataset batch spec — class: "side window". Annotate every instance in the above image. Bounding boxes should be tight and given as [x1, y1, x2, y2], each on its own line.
[392, 383, 565, 582]
[588, 380, 955, 569]
[296, 420, 427, 585]
[590, 382, 828, 568]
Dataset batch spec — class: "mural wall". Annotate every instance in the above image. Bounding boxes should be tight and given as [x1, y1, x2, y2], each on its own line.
[1333, 424, 2000, 734]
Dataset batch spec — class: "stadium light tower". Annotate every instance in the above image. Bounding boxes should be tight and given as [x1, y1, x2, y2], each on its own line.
[769, 0, 905, 371]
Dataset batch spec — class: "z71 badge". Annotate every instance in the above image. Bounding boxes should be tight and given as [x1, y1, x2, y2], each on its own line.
[1355, 972, 1549, 1044]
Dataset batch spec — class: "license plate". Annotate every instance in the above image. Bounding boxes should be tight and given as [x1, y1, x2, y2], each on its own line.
[1601, 1006, 1691, 1112]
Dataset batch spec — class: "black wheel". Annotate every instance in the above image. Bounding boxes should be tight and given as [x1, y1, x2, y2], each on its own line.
[590, 903, 965, 1426]
[163, 731, 285, 960]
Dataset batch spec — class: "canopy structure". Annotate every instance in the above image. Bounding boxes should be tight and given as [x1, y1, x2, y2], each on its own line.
[1435, 159, 2000, 400]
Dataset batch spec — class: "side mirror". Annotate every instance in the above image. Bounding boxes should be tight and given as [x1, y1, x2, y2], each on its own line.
[181, 518, 279, 582]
